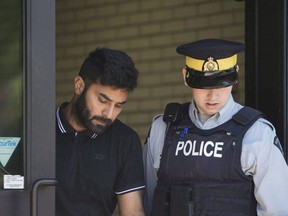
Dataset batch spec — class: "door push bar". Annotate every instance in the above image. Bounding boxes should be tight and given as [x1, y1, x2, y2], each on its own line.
[31, 179, 57, 216]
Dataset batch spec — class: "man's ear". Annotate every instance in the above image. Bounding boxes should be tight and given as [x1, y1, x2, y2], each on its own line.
[182, 67, 188, 86]
[74, 76, 85, 95]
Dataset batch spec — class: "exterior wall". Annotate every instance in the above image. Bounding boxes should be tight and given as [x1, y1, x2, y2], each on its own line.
[56, 0, 245, 144]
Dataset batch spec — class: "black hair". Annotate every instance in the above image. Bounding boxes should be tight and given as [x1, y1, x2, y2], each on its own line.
[79, 47, 138, 92]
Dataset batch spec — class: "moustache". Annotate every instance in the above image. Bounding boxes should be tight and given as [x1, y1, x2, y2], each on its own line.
[90, 116, 112, 125]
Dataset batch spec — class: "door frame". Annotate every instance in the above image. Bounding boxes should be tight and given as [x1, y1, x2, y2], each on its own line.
[245, 0, 288, 160]
[26, 0, 56, 215]
[0, 0, 56, 215]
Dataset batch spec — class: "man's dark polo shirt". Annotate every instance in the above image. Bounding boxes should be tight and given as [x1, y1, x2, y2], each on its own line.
[56, 103, 145, 216]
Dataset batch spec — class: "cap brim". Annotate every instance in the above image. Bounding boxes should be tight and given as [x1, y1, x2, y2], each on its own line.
[186, 71, 238, 89]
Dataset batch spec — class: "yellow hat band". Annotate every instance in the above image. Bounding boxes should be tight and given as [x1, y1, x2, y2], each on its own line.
[186, 54, 237, 71]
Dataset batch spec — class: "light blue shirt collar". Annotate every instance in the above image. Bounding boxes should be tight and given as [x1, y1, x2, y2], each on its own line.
[189, 95, 242, 129]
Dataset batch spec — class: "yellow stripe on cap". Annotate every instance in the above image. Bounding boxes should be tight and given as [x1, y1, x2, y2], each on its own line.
[186, 54, 237, 71]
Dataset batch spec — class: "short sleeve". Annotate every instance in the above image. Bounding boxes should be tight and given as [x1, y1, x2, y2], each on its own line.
[114, 131, 145, 194]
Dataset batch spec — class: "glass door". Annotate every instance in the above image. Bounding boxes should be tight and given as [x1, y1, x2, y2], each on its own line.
[0, 0, 56, 215]
[0, 1, 24, 189]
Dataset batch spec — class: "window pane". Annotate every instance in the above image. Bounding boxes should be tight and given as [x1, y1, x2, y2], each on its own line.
[0, 1, 23, 189]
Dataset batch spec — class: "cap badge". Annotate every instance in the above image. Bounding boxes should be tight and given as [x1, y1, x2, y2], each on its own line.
[203, 56, 218, 71]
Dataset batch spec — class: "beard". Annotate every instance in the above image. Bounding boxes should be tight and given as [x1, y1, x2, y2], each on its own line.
[74, 88, 112, 135]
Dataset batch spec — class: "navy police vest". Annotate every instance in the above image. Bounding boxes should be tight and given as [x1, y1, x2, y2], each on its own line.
[152, 103, 263, 216]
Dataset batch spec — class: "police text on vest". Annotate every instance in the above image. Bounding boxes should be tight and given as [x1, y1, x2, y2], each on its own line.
[175, 140, 223, 158]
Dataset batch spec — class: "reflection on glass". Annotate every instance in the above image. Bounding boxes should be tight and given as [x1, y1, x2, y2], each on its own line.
[0, 1, 23, 189]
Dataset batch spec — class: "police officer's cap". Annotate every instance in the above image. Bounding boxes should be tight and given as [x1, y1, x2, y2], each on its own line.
[176, 38, 245, 89]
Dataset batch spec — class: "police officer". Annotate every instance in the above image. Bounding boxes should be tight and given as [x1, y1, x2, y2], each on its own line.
[143, 39, 288, 216]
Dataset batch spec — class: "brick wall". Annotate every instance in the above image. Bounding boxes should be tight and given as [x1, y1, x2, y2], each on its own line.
[56, 0, 244, 214]
[56, 0, 245, 143]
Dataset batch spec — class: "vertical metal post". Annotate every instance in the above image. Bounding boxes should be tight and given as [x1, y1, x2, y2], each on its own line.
[245, 0, 287, 160]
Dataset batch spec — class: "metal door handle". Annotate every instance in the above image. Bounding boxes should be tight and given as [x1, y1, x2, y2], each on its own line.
[31, 179, 57, 216]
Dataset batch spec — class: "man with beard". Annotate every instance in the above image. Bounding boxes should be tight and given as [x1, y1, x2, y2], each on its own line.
[56, 48, 145, 216]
